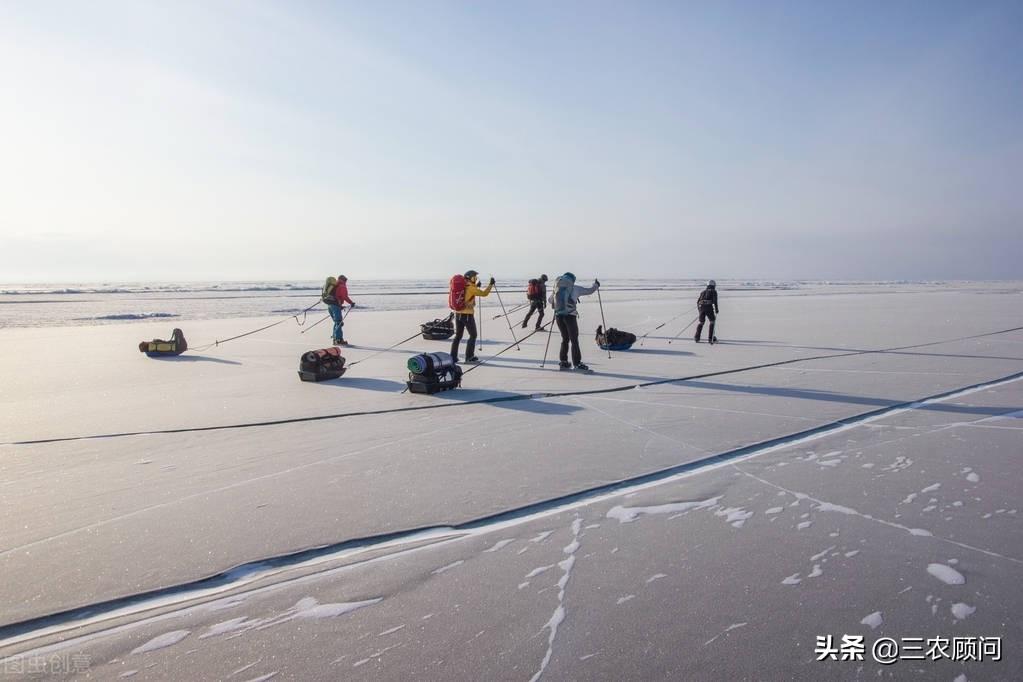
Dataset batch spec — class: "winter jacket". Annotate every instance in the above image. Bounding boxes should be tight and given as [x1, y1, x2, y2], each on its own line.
[456, 277, 493, 315]
[549, 275, 598, 317]
[334, 281, 354, 306]
[697, 287, 718, 313]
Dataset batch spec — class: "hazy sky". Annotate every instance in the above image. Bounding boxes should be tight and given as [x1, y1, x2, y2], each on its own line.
[2, 0, 1021, 282]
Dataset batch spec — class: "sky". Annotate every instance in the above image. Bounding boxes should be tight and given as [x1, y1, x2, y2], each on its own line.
[1, 0, 1021, 282]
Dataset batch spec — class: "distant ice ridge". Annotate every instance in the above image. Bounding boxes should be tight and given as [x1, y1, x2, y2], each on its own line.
[84, 312, 180, 321]
[0, 282, 319, 296]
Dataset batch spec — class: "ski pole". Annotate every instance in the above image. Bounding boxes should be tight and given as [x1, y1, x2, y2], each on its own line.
[493, 284, 521, 350]
[667, 312, 700, 344]
[301, 304, 350, 336]
[493, 302, 527, 320]
[464, 320, 552, 376]
[541, 315, 556, 367]
[638, 310, 687, 346]
[301, 314, 331, 335]
[478, 283, 485, 349]
[596, 283, 611, 359]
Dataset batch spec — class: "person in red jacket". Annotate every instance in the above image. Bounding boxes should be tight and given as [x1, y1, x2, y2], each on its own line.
[329, 275, 356, 346]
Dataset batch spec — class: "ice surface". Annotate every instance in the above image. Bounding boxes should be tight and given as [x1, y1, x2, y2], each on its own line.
[2, 285, 1022, 680]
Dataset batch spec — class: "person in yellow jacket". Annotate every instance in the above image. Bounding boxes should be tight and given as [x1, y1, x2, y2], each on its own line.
[450, 270, 495, 363]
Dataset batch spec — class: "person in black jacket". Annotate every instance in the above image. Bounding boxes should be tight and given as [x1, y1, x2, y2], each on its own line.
[695, 280, 719, 344]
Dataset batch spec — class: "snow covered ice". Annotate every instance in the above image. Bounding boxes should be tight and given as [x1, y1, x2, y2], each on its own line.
[1, 282, 1022, 680]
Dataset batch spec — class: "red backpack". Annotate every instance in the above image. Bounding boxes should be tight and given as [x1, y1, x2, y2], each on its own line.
[526, 279, 541, 300]
[449, 274, 467, 311]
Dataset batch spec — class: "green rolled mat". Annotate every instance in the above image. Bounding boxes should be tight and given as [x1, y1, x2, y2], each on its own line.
[408, 354, 429, 374]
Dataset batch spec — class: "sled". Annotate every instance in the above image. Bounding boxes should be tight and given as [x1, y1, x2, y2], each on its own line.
[298, 347, 346, 382]
[139, 328, 187, 357]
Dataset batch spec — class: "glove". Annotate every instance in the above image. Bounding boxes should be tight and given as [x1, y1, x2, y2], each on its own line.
[594, 279, 600, 288]
[489, 277, 496, 285]
[350, 302, 356, 308]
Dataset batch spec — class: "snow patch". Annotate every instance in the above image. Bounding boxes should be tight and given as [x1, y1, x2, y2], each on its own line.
[484, 539, 515, 553]
[432, 561, 464, 575]
[606, 496, 720, 524]
[131, 630, 191, 655]
[715, 506, 754, 528]
[860, 612, 883, 630]
[927, 563, 966, 585]
[526, 565, 555, 579]
[950, 603, 976, 620]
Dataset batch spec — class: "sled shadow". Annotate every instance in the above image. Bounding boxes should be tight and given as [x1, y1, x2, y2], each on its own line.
[433, 388, 582, 415]
[334, 376, 406, 392]
[625, 348, 695, 357]
[151, 354, 242, 366]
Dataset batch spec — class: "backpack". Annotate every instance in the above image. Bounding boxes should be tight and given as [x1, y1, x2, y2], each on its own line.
[553, 278, 573, 315]
[322, 280, 337, 304]
[449, 274, 467, 311]
[526, 279, 541, 300]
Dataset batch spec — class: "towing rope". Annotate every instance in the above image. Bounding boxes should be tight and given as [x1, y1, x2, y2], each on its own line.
[9, 323, 1022, 446]
[189, 299, 323, 352]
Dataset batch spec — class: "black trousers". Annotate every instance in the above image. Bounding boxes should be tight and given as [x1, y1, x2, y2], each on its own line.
[695, 305, 716, 340]
[522, 299, 545, 326]
[450, 313, 477, 360]
[556, 315, 582, 365]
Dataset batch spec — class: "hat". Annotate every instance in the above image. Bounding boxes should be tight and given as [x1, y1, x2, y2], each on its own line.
[464, 270, 478, 279]
[563, 272, 576, 281]
[540, 274, 548, 281]
[708, 279, 716, 287]
[338, 274, 348, 282]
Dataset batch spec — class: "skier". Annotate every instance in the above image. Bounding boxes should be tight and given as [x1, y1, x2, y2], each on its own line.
[322, 274, 356, 346]
[450, 270, 495, 363]
[694, 279, 718, 344]
[550, 273, 599, 371]
[521, 274, 549, 330]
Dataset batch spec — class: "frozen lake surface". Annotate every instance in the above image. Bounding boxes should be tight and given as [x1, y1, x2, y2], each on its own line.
[0, 283, 1021, 680]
